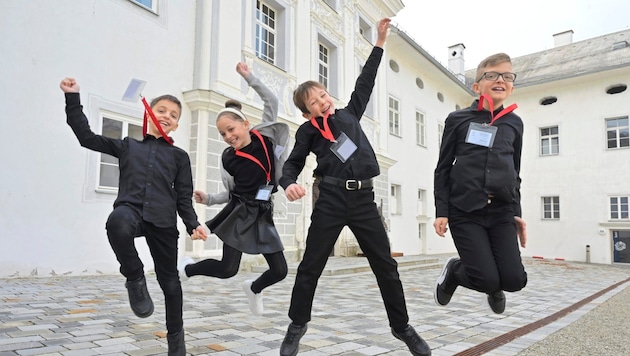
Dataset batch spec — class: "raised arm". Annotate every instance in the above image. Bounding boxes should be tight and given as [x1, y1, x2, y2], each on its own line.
[237, 62, 279, 124]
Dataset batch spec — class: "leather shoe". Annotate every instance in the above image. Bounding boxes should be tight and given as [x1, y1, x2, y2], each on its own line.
[392, 325, 431, 356]
[125, 275, 154, 318]
[280, 323, 307, 356]
[487, 290, 506, 314]
[167, 329, 186, 356]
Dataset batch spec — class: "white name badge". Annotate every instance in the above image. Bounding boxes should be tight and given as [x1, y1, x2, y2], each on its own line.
[465, 122, 498, 148]
[255, 185, 273, 201]
[330, 132, 357, 163]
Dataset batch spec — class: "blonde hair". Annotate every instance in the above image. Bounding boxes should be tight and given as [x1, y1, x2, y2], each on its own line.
[475, 53, 512, 82]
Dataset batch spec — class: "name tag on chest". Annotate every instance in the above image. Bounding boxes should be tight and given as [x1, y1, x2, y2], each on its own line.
[330, 132, 357, 163]
[465, 122, 497, 148]
[255, 185, 273, 201]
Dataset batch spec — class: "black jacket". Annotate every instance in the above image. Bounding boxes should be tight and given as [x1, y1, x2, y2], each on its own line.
[65, 93, 201, 234]
[280, 46, 383, 188]
[434, 100, 524, 217]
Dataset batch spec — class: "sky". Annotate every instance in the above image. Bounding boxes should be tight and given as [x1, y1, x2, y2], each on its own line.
[393, 0, 630, 70]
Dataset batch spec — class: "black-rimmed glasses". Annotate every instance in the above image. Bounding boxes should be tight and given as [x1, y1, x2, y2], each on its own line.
[477, 71, 517, 83]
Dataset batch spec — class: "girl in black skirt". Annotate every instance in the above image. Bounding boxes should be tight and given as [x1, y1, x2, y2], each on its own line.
[179, 62, 289, 316]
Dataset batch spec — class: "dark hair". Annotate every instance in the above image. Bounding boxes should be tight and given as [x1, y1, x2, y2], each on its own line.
[293, 80, 327, 114]
[150, 94, 182, 112]
[475, 53, 512, 82]
[217, 99, 246, 122]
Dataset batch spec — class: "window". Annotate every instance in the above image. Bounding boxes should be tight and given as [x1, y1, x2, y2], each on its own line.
[255, 1, 276, 64]
[610, 196, 629, 220]
[540, 126, 559, 155]
[542, 196, 560, 220]
[417, 189, 426, 216]
[438, 123, 445, 147]
[391, 184, 402, 215]
[418, 223, 426, 240]
[323, 0, 338, 11]
[358, 17, 372, 42]
[318, 43, 329, 89]
[606, 117, 629, 149]
[99, 117, 143, 190]
[416, 111, 426, 147]
[130, 0, 156, 12]
[389, 96, 400, 136]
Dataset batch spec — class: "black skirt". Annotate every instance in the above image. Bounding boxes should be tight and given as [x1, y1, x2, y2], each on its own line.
[206, 193, 284, 255]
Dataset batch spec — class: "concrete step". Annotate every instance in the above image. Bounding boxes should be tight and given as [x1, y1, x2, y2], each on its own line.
[252, 255, 441, 276]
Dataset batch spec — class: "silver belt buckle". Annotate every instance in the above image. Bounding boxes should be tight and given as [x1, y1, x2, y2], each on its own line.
[345, 179, 360, 190]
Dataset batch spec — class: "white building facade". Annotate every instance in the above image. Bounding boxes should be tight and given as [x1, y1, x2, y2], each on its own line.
[1, 0, 628, 278]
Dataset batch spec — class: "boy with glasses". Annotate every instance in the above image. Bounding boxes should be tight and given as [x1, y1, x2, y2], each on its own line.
[433, 53, 528, 314]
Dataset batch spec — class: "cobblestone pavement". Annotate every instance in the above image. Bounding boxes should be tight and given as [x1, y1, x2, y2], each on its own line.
[1, 255, 629, 356]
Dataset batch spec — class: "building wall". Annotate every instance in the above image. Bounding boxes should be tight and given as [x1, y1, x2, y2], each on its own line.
[0, 0, 197, 277]
[512, 68, 630, 264]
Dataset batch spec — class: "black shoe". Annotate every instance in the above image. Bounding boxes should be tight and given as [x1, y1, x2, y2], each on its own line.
[167, 329, 186, 356]
[280, 323, 307, 356]
[434, 257, 459, 306]
[392, 325, 431, 356]
[487, 291, 506, 314]
[125, 276, 154, 318]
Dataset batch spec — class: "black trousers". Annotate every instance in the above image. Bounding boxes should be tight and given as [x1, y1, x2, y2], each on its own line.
[105, 205, 183, 334]
[448, 200, 528, 294]
[186, 243, 288, 293]
[288, 183, 409, 330]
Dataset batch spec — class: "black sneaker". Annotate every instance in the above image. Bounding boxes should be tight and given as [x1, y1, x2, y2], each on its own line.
[166, 329, 186, 356]
[487, 291, 506, 314]
[434, 257, 459, 306]
[391, 325, 432, 356]
[125, 276, 154, 318]
[280, 323, 307, 356]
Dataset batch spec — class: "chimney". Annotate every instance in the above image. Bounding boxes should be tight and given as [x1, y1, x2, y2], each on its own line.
[553, 30, 574, 47]
[448, 43, 466, 83]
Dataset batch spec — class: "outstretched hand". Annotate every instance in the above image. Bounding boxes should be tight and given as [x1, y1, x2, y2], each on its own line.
[375, 18, 391, 48]
[60, 77, 80, 93]
[236, 62, 252, 79]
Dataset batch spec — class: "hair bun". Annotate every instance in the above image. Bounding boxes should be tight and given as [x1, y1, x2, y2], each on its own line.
[225, 99, 242, 110]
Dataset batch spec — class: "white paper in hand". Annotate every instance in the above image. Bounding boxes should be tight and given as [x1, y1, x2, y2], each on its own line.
[122, 78, 147, 102]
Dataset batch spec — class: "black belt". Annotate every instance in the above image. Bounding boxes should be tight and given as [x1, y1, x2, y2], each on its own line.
[320, 176, 373, 191]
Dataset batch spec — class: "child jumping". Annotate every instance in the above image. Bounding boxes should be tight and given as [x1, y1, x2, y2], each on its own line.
[277, 19, 431, 356]
[61, 77, 207, 356]
[179, 62, 289, 317]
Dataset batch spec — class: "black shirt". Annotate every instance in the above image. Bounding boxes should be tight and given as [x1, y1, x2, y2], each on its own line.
[222, 131, 277, 196]
[280, 46, 383, 188]
[434, 100, 524, 217]
[65, 93, 201, 233]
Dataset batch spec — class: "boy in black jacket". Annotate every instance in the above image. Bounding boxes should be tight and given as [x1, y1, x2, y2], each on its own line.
[433, 53, 528, 315]
[278, 19, 431, 356]
[60, 77, 207, 356]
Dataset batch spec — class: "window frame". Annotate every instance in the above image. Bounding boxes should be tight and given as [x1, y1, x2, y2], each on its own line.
[96, 112, 143, 193]
[416, 111, 426, 147]
[390, 184, 402, 215]
[318, 42, 330, 89]
[540, 125, 559, 156]
[388, 95, 401, 137]
[129, 0, 157, 13]
[610, 196, 629, 220]
[542, 196, 560, 220]
[255, 0, 277, 65]
[606, 116, 629, 149]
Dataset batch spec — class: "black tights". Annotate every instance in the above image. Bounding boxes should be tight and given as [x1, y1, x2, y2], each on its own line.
[186, 244, 288, 293]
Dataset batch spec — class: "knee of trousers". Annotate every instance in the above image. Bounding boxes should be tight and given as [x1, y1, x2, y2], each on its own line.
[502, 272, 528, 292]
[471, 275, 501, 294]
[271, 264, 288, 281]
[157, 278, 183, 297]
[106, 211, 138, 238]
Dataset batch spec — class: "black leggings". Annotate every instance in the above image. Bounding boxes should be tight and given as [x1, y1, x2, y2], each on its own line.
[186, 244, 288, 294]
